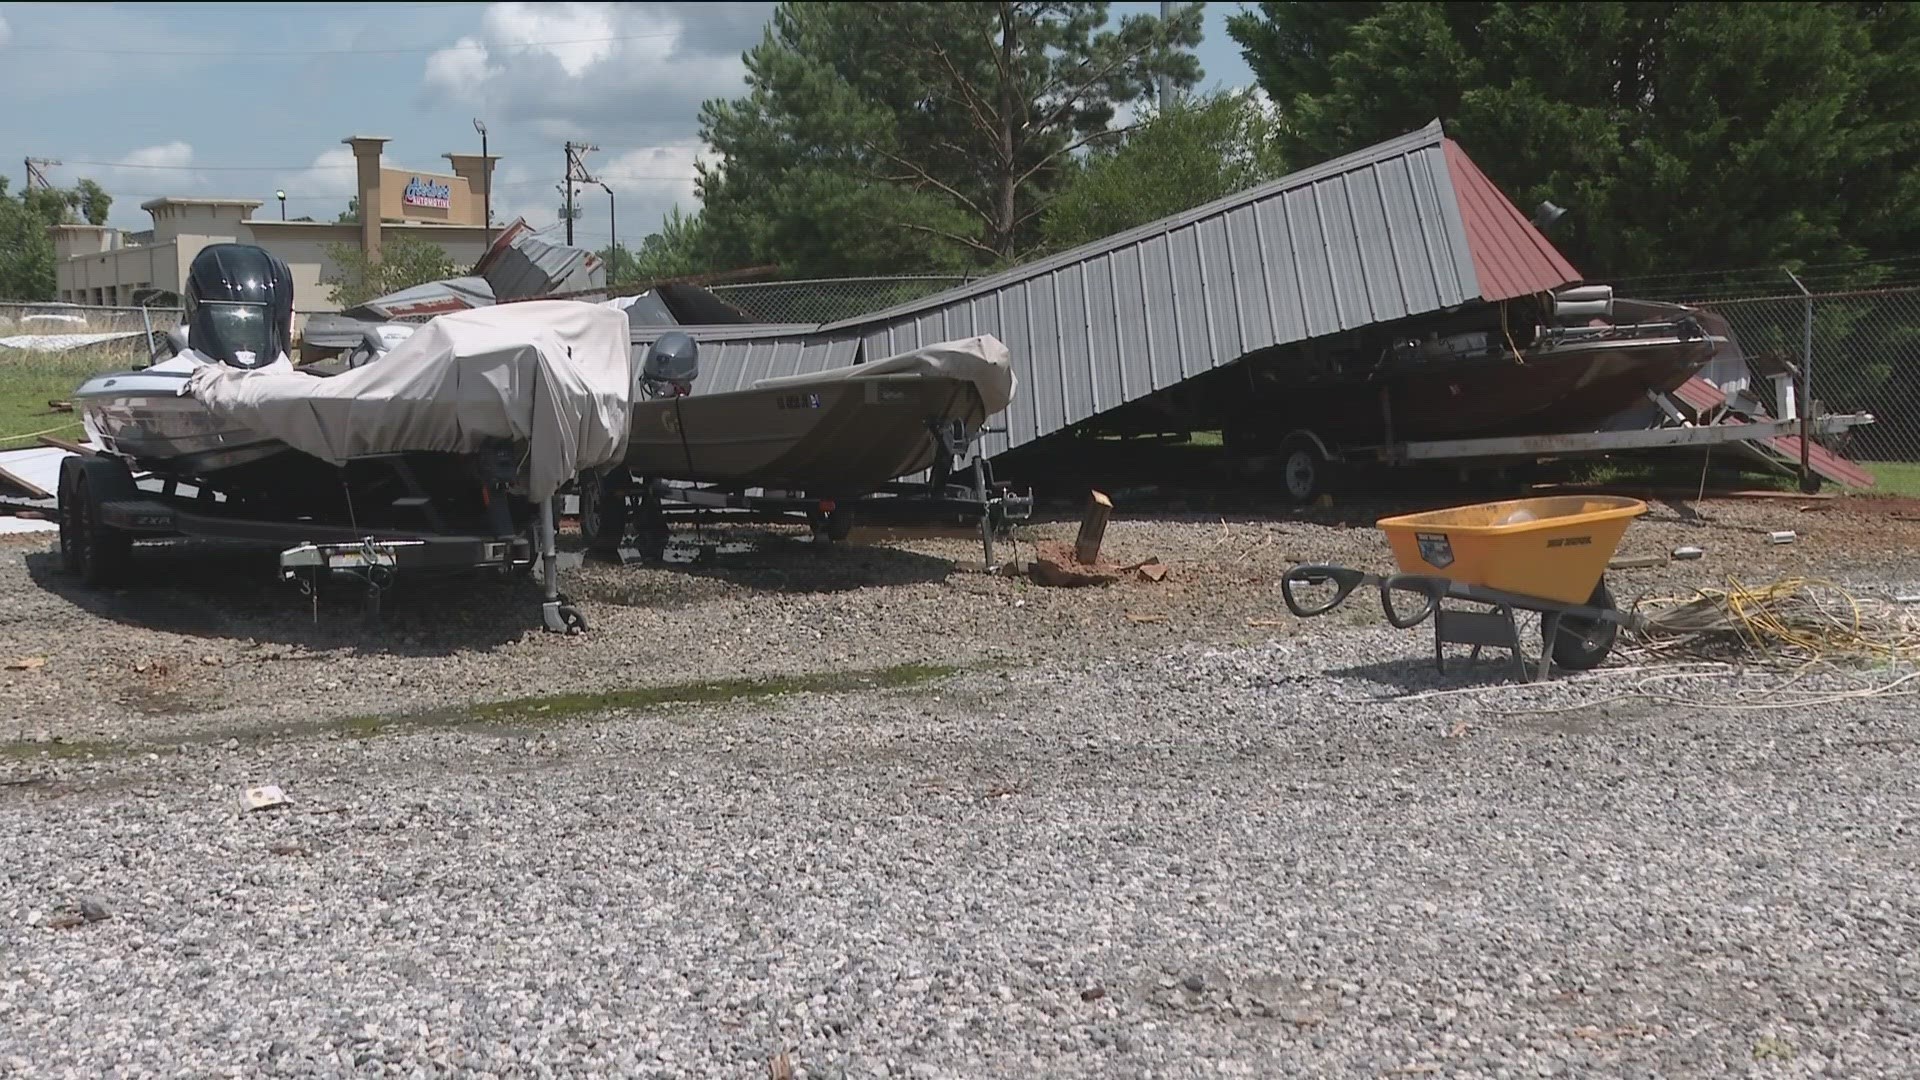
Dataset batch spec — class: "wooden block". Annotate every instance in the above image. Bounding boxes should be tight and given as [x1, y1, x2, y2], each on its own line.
[1073, 489, 1113, 566]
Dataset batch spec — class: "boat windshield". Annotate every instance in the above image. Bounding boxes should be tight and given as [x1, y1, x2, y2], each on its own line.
[199, 302, 275, 367]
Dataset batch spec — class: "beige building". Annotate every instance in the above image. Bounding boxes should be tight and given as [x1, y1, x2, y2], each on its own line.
[51, 135, 501, 319]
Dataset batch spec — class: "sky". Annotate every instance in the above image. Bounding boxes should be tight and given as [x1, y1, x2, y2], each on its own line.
[0, 1, 1261, 246]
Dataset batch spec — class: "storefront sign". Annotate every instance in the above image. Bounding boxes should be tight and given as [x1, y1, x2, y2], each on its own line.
[402, 176, 452, 209]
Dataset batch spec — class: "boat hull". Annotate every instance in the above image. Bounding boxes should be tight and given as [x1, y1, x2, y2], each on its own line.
[1234, 334, 1718, 447]
[624, 374, 986, 492]
[73, 367, 295, 478]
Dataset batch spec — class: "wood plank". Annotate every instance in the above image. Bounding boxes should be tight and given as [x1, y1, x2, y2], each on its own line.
[0, 462, 53, 501]
[35, 435, 95, 457]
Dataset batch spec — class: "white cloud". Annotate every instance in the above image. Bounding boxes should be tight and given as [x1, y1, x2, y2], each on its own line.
[0, 14, 13, 47]
[421, 2, 770, 148]
[424, 35, 498, 89]
[118, 141, 194, 171]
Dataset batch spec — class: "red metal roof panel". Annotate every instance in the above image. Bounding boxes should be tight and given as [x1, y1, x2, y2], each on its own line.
[1442, 139, 1581, 302]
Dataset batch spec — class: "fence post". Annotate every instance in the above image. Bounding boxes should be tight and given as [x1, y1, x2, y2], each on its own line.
[1783, 267, 1816, 493]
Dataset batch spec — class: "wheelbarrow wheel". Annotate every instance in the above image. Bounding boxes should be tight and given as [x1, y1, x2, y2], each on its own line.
[1548, 578, 1618, 672]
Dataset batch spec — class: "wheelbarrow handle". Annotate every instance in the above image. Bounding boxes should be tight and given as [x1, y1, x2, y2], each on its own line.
[1280, 564, 1370, 618]
[1378, 573, 1444, 630]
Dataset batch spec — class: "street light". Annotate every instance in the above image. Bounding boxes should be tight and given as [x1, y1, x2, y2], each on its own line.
[597, 180, 616, 286]
[472, 118, 492, 249]
[275, 190, 286, 220]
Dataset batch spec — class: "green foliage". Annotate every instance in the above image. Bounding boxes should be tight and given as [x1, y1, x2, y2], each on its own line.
[696, 1, 1204, 276]
[600, 207, 715, 285]
[0, 175, 117, 301]
[336, 197, 359, 225]
[1225, 2, 1920, 279]
[1041, 89, 1287, 253]
[321, 237, 464, 308]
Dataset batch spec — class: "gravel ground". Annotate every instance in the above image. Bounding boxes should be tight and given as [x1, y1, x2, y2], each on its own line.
[2, 495, 1919, 1076]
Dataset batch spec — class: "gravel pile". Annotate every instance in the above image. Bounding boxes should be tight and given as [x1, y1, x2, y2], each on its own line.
[4, 622, 1918, 1077]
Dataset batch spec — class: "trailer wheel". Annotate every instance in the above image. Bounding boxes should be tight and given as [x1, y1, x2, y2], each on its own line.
[577, 468, 627, 545]
[1279, 438, 1336, 504]
[58, 456, 135, 588]
[1548, 578, 1618, 672]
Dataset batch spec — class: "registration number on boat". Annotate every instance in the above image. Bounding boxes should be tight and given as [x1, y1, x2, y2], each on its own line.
[776, 392, 823, 410]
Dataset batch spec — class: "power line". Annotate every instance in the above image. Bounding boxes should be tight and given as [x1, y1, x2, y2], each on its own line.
[9, 29, 682, 56]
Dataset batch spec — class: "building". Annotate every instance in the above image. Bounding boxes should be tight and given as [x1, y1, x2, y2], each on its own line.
[50, 135, 500, 318]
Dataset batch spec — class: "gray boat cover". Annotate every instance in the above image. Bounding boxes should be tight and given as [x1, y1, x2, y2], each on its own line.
[185, 300, 632, 501]
[753, 334, 1016, 416]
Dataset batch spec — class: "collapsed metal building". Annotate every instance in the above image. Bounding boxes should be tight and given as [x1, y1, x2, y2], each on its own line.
[623, 119, 1586, 460]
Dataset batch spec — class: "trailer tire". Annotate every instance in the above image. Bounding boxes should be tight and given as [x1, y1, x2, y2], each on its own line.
[577, 468, 627, 545]
[58, 456, 135, 588]
[1279, 438, 1336, 504]
[1548, 578, 1618, 672]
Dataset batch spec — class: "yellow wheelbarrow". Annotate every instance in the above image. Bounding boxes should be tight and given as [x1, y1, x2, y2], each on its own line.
[1280, 496, 1649, 681]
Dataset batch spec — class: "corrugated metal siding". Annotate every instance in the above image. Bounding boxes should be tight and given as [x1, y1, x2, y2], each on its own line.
[622, 121, 1579, 455]
[1441, 139, 1581, 302]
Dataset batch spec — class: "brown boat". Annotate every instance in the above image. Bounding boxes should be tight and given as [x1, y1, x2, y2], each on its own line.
[1220, 294, 1724, 448]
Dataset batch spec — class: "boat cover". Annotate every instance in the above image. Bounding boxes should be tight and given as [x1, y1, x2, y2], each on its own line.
[753, 334, 1016, 417]
[185, 300, 632, 501]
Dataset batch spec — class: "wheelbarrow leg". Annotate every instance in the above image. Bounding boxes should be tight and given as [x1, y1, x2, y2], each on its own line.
[1536, 612, 1562, 683]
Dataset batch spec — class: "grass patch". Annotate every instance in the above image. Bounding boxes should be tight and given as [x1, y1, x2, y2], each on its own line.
[0, 661, 963, 764]
[1852, 461, 1920, 498]
[345, 661, 960, 735]
[0, 344, 143, 450]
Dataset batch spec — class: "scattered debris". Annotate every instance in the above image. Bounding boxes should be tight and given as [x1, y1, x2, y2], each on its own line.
[5, 656, 47, 671]
[1768, 530, 1797, 545]
[1671, 545, 1705, 561]
[1607, 555, 1665, 570]
[0, 460, 53, 501]
[1124, 613, 1168, 624]
[767, 1049, 795, 1080]
[1632, 577, 1920, 665]
[79, 895, 112, 923]
[40, 896, 113, 931]
[45, 400, 72, 413]
[1897, 595, 1920, 605]
[1080, 985, 1107, 1002]
[267, 844, 308, 857]
[1386, 1063, 1442, 1075]
[1245, 619, 1288, 628]
[242, 784, 291, 812]
[1075, 489, 1113, 565]
[200, 654, 222, 666]
[1132, 557, 1169, 582]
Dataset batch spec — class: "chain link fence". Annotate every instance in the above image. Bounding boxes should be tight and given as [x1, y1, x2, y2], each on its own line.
[1611, 280, 1920, 464]
[0, 302, 180, 349]
[708, 276, 976, 324]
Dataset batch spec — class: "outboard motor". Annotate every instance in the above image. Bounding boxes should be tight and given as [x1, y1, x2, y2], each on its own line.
[183, 243, 295, 369]
[640, 331, 699, 398]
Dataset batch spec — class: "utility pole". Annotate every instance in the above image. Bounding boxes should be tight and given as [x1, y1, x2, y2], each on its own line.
[563, 140, 598, 247]
[24, 157, 60, 190]
[473, 118, 492, 250]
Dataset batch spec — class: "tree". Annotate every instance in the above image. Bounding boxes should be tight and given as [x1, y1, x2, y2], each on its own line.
[1041, 89, 1287, 253]
[600, 207, 715, 285]
[0, 176, 117, 301]
[697, 1, 1205, 276]
[336, 197, 359, 225]
[321, 237, 463, 308]
[1225, 2, 1920, 279]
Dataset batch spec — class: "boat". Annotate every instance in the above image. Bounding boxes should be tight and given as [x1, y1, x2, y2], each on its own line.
[618, 333, 1016, 495]
[1213, 288, 1725, 448]
[65, 244, 633, 630]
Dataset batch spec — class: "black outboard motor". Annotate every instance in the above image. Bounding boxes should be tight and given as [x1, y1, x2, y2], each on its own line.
[183, 243, 295, 369]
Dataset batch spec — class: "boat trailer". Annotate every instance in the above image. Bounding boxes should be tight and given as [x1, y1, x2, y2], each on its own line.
[577, 420, 1033, 566]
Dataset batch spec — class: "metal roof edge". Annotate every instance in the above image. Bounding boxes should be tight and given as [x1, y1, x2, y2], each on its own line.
[816, 119, 1451, 333]
[627, 322, 826, 342]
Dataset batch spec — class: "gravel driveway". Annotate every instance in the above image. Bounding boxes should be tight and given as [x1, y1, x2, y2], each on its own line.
[2, 495, 1917, 1077]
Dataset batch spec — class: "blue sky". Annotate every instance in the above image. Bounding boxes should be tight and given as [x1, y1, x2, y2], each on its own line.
[0, 2, 1260, 242]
